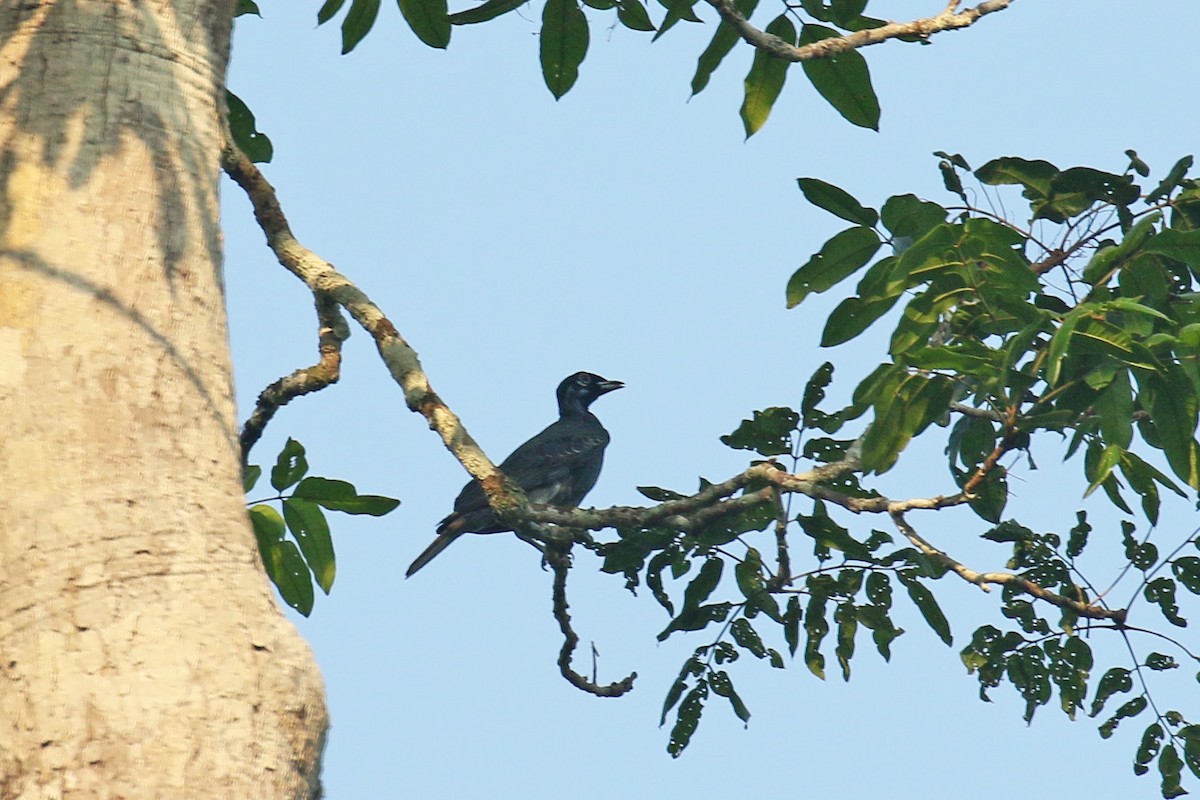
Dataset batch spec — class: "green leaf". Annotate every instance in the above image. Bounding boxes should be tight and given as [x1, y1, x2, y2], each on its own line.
[1039, 167, 1138, 223]
[1160, 744, 1187, 799]
[786, 226, 880, 307]
[292, 476, 356, 503]
[270, 438, 308, 491]
[1139, 369, 1200, 489]
[857, 604, 901, 661]
[1100, 696, 1147, 739]
[938, 159, 967, 202]
[690, 0, 757, 95]
[801, 361, 834, 425]
[1090, 666, 1132, 718]
[798, 24, 879, 130]
[799, 0, 831, 20]
[657, 603, 732, 641]
[1094, 369, 1134, 449]
[1126, 149, 1151, 178]
[646, 550, 677, 614]
[398, 0, 451, 47]
[975, 156, 1056, 198]
[684, 557, 724, 608]
[1174, 556, 1200, 594]
[1145, 577, 1186, 627]
[242, 463, 262, 493]
[709, 670, 751, 724]
[1145, 652, 1179, 671]
[652, 0, 700, 40]
[1136, 722, 1165, 776]
[721, 407, 800, 456]
[283, 498, 336, 594]
[740, 15, 796, 137]
[828, 0, 866, 25]
[736, 550, 782, 621]
[540, 0, 589, 99]
[637, 485, 687, 502]
[661, 654, 703, 724]
[225, 91, 273, 164]
[899, 572, 952, 645]
[784, 595, 802, 656]
[1148, 156, 1194, 203]
[1067, 511, 1091, 559]
[341, 0, 381, 53]
[318, 0, 347, 24]
[881, 195, 948, 241]
[449, 0, 526, 24]
[796, 503, 871, 561]
[1145, 227, 1200, 269]
[804, 591, 829, 680]
[796, 177, 878, 226]
[834, 602, 857, 681]
[1083, 214, 1160, 285]
[820, 295, 899, 347]
[319, 494, 401, 516]
[666, 681, 707, 757]
[730, 618, 767, 659]
[1083, 442, 1124, 499]
[250, 505, 314, 616]
[860, 373, 955, 475]
[235, 0, 262, 17]
[616, 0, 656, 30]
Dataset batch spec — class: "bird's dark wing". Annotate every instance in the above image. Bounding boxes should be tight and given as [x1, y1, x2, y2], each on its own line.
[406, 421, 610, 577]
[450, 416, 610, 514]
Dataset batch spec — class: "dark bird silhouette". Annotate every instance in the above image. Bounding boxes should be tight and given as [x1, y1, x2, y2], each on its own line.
[405, 372, 624, 577]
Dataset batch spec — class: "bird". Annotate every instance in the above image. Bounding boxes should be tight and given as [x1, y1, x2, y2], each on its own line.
[405, 371, 624, 577]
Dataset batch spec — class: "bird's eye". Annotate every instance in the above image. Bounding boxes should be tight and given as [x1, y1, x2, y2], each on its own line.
[575, 375, 590, 386]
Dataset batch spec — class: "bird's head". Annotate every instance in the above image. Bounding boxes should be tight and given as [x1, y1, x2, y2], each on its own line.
[557, 371, 623, 416]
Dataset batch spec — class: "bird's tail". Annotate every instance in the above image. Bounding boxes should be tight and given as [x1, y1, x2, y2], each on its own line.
[405, 515, 465, 578]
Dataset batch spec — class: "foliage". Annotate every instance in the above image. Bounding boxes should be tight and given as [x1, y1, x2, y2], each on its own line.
[245, 438, 400, 615]
[224, 3, 1200, 794]
[311, 0, 888, 134]
[605, 153, 1200, 797]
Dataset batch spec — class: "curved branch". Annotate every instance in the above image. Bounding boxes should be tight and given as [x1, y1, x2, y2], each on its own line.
[219, 139, 526, 514]
[239, 292, 348, 463]
[704, 0, 1012, 63]
[890, 511, 1127, 623]
[545, 541, 637, 697]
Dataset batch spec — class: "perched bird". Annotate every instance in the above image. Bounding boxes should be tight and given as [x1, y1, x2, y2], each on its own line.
[405, 371, 624, 577]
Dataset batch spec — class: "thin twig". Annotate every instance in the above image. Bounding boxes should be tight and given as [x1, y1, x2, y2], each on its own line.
[704, 0, 1012, 63]
[239, 292, 348, 463]
[545, 540, 637, 697]
[890, 511, 1127, 623]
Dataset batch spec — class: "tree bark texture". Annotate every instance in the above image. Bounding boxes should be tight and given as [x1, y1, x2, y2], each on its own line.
[0, 2, 328, 797]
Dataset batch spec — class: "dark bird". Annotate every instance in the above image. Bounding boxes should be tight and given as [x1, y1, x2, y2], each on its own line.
[405, 371, 624, 577]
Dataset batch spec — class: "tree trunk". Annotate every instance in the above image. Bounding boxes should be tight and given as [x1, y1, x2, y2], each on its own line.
[0, 2, 328, 796]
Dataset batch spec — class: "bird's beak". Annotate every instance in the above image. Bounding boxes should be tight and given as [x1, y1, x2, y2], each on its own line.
[598, 379, 624, 394]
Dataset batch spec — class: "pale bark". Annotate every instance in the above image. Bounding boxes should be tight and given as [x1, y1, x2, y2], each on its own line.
[0, 2, 327, 797]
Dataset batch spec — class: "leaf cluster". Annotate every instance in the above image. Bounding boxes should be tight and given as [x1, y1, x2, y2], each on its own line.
[309, 0, 890, 132]
[598, 154, 1200, 798]
[245, 438, 400, 615]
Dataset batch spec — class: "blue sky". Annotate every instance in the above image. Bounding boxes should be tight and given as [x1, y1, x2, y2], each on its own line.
[223, 2, 1200, 796]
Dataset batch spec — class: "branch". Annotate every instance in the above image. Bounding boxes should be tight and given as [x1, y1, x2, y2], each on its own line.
[890, 511, 1127, 623]
[523, 457, 967, 533]
[239, 292, 348, 463]
[545, 539, 637, 697]
[219, 139, 524, 514]
[703, 0, 1012, 63]
[949, 402, 1004, 422]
